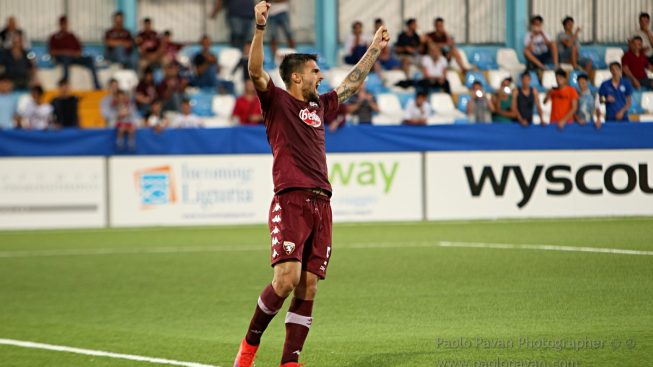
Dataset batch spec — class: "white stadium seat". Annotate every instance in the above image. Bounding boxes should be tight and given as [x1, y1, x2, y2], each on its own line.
[541, 70, 557, 90]
[383, 70, 408, 89]
[218, 47, 243, 81]
[373, 93, 403, 125]
[268, 68, 286, 90]
[16, 93, 31, 115]
[449, 48, 472, 72]
[112, 69, 139, 91]
[605, 47, 624, 65]
[488, 69, 512, 91]
[429, 93, 465, 124]
[640, 92, 653, 113]
[275, 47, 296, 66]
[212, 94, 236, 118]
[497, 48, 526, 73]
[447, 70, 469, 94]
[593, 69, 612, 87]
[533, 93, 551, 125]
[326, 66, 350, 88]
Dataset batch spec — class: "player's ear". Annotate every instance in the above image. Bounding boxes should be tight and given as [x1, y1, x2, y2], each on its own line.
[291, 72, 301, 85]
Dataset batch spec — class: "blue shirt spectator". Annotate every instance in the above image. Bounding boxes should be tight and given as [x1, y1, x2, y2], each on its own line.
[0, 77, 18, 129]
[599, 63, 633, 122]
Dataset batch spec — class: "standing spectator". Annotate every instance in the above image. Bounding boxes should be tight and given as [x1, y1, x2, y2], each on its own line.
[622, 36, 653, 89]
[467, 81, 494, 123]
[599, 62, 633, 122]
[395, 18, 423, 78]
[512, 71, 545, 126]
[425, 17, 468, 72]
[104, 11, 135, 70]
[343, 21, 370, 65]
[1, 34, 34, 89]
[114, 90, 139, 151]
[0, 16, 30, 50]
[0, 76, 19, 129]
[101, 78, 121, 125]
[51, 79, 79, 128]
[524, 15, 558, 73]
[144, 100, 168, 132]
[158, 62, 187, 112]
[267, 0, 295, 58]
[232, 79, 263, 125]
[48, 16, 101, 90]
[557, 16, 592, 75]
[419, 43, 450, 94]
[634, 12, 653, 64]
[135, 67, 157, 116]
[192, 35, 220, 88]
[20, 85, 53, 130]
[135, 18, 159, 70]
[545, 69, 578, 128]
[575, 74, 601, 129]
[347, 83, 378, 125]
[402, 91, 431, 125]
[211, 0, 255, 49]
[172, 99, 204, 128]
[492, 77, 517, 123]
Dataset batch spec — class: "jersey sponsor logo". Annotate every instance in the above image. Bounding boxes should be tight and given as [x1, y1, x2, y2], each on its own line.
[298, 108, 322, 127]
[283, 241, 296, 255]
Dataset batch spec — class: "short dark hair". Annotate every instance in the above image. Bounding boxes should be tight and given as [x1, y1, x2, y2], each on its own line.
[640, 12, 650, 20]
[352, 21, 362, 29]
[609, 62, 622, 70]
[416, 91, 428, 99]
[143, 17, 151, 23]
[472, 80, 482, 87]
[57, 79, 69, 87]
[555, 68, 567, 78]
[31, 85, 44, 95]
[374, 18, 383, 25]
[163, 30, 171, 36]
[59, 15, 67, 24]
[279, 53, 318, 88]
[435, 17, 444, 23]
[406, 18, 416, 27]
[520, 71, 531, 79]
[562, 16, 574, 26]
[633, 35, 643, 42]
[577, 73, 589, 82]
[181, 98, 191, 104]
[530, 15, 543, 24]
[113, 11, 124, 18]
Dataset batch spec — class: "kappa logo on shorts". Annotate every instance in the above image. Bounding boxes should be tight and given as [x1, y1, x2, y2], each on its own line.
[271, 215, 282, 223]
[271, 226, 280, 235]
[272, 237, 280, 246]
[298, 108, 322, 127]
[273, 249, 279, 258]
[283, 241, 296, 255]
[273, 203, 282, 212]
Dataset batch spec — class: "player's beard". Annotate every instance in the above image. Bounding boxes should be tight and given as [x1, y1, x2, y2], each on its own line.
[302, 80, 320, 105]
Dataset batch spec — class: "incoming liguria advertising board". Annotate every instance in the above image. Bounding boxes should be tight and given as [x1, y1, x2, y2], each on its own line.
[426, 150, 653, 220]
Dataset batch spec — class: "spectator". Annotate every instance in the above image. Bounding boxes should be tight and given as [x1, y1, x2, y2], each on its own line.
[101, 78, 121, 125]
[51, 79, 79, 128]
[467, 81, 494, 123]
[156, 30, 183, 67]
[144, 100, 168, 132]
[370, 18, 401, 75]
[20, 85, 52, 130]
[267, 0, 295, 57]
[327, 103, 349, 132]
[232, 42, 250, 82]
[557, 16, 592, 75]
[402, 91, 431, 125]
[192, 35, 220, 88]
[524, 15, 558, 74]
[512, 71, 545, 126]
[232, 79, 263, 125]
[492, 77, 517, 123]
[344, 21, 370, 65]
[419, 43, 451, 94]
[158, 62, 187, 112]
[622, 36, 653, 89]
[135, 67, 157, 116]
[104, 11, 135, 70]
[135, 18, 159, 70]
[211, 0, 255, 49]
[347, 83, 378, 125]
[0, 76, 19, 129]
[425, 17, 468, 72]
[545, 69, 578, 128]
[48, 16, 101, 90]
[395, 18, 423, 78]
[374, 18, 384, 32]
[114, 90, 138, 151]
[575, 74, 601, 129]
[599, 62, 633, 122]
[172, 99, 204, 128]
[634, 12, 653, 64]
[1, 33, 34, 89]
[0, 16, 30, 50]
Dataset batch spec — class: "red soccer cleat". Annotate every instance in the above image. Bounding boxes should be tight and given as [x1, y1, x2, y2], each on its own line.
[233, 339, 259, 367]
[280, 363, 304, 367]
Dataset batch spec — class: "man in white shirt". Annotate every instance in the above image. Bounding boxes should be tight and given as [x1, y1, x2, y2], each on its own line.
[172, 99, 204, 128]
[21, 85, 53, 130]
[419, 43, 450, 94]
[402, 91, 431, 125]
[524, 15, 558, 72]
[634, 12, 653, 64]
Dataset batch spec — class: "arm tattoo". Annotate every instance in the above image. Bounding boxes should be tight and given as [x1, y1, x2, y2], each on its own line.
[336, 47, 381, 103]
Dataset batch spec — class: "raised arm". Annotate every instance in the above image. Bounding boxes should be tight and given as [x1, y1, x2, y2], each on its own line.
[335, 26, 390, 103]
[248, 1, 271, 91]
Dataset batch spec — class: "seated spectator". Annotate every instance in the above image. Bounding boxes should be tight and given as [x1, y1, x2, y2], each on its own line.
[634, 12, 653, 64]
[599, 62, 633, 122]
[104, 11, 136, 70]
[622, 36, 653, 89]
[425, 17, 468, 72]
[267, 0, 295, 57]
[418, 43, 451, 94]
[557, 16, 592, 74]
[512, 71, 545, 126]
[492, 77, 517, 123]
[20, 85, 53, 130]
[144, 100, 168, 132]
[1, 33, 34, 89]
[158, 62, 187, 112]
[395, 18, 423, 78]
[101, 78, 121, 126]
[575, 74, 601, 129]
[156, 30, 183, 67]
[347, 83, 378, 125]
[51, 79, 79, 128]
[0, 16, 31, 50]
[192, 35, 219, 88]
[524, 15, 558, 73]
[114, 90, 139, 151]
[0, 76, 18, 129]
[545, 69, 578, 128]
[327, 103, 349, 132]
[232, 79, 263, 125]
[172, 99, 204, 128]
[135, 18, 159, 70]
[48, 16, 101, 90]
[343, 21, 370, 65]
[135, 67, 157, 116]
[467, 81, 494, 123]
[370, 19, 401, 75]
[402, 91, 431, 125]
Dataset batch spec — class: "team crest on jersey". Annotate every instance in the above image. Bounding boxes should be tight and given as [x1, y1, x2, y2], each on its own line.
[283, 241, 296, 255]
[298, 108, 322, 127]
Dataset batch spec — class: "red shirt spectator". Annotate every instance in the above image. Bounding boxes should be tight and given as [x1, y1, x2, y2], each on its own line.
[136, 18, 159, 53]
[105, 28, 133, 52]
[622, 48, 650, 80]
[232, 80, 263, 125]
[48, 30, 82, 55]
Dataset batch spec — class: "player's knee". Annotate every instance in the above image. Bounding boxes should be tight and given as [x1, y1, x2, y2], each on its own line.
[296, 281, 318, 300]
[272, 266, 301, 296]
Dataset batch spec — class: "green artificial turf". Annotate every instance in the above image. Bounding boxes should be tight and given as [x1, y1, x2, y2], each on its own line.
[0, 218, 652, 367]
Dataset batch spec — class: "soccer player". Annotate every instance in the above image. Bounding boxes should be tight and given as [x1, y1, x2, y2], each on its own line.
[232, 2, 390, 367]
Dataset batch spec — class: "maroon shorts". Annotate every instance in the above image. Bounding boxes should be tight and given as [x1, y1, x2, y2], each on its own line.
[268, 189, 333, 279]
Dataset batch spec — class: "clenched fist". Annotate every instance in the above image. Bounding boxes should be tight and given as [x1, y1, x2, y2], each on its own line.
[254, 1, 271, 25]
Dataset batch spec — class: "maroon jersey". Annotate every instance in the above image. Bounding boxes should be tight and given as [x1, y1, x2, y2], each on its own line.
[136, 30, 159, 53]
[257, 79, 338, 195]
[48, 31, 82, 53]
[105, 27, 133, 52]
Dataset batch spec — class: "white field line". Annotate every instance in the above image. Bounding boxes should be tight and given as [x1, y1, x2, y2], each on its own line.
[0, 338, 219, 367]
[0, 241, 652, 258]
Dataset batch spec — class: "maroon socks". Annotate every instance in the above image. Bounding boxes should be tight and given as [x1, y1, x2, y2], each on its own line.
[245, 284, 287, 346]
[281, 298, 314, 364]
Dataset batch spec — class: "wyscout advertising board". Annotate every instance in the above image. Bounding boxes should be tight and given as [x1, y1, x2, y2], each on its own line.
[426, 150, 653, 220]
[0, 157, 107, 229]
